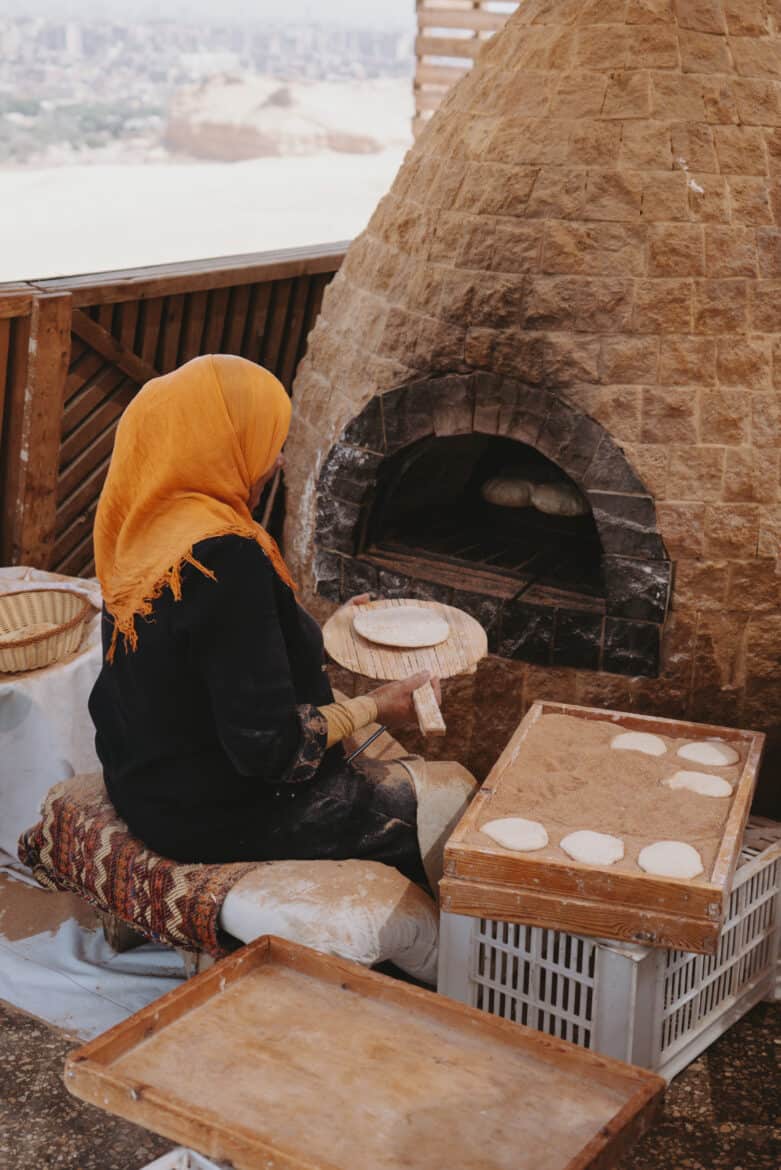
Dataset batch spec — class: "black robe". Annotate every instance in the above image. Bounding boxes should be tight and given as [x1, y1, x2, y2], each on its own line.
[89, 535, 424, 883]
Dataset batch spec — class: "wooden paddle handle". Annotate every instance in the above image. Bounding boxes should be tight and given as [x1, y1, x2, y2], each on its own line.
[413, 681, 446, 737]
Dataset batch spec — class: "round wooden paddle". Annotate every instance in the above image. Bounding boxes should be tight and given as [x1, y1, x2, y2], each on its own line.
[323, 599, 488, 736]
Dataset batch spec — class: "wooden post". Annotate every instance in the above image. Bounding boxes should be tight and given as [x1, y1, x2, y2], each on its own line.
[3, 292, 72, 568]
[1, 311, 32, 565]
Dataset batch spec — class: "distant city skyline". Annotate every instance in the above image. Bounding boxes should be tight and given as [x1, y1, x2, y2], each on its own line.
[0, 0, 418, 279]
[1, 0, 414, 29]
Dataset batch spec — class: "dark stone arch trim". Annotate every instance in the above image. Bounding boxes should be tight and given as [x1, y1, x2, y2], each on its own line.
[315, 374, 671, 677]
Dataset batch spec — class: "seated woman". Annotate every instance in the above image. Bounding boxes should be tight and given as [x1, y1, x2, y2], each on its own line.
[88, 354, 471, 890]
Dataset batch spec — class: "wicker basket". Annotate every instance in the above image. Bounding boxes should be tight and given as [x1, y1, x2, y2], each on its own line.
[0, 588, 95, 674]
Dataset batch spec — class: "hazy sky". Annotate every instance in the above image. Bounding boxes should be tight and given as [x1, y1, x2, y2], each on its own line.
[5, 0, 415, 28]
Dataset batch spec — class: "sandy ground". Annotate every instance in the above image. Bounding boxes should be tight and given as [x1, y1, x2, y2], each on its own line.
[0, 146, 408, 282]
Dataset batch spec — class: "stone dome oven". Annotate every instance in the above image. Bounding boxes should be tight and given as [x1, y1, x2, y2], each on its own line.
[284, 0, 781, 795]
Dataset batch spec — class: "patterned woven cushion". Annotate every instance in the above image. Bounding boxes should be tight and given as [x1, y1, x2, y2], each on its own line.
[18, 773, 257, 956]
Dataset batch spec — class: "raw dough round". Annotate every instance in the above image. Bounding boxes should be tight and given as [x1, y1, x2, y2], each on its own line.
[610, 731, 667, 757]
[665, 770, 733, 798]
[638, 840, 704, 879]
[353, 605, 450, 649]
[677, 741, 739, 767]
[531, 481, 590, 517]
[0, 621, 58, 643]
[480, 817, 549, 852]
[559, 830, 624, 867]
[481, 476, 534, 509]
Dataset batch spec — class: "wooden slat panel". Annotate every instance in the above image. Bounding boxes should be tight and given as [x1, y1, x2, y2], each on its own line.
[62, 363, 124, 439]
[223, 283, 252, 355]
[260, 279, 293, 374]
[56, 453, 111, 534]
[415, 34, 483, 59]
[178, 290, 209, 364]
[67, 336, 88, 363]
[57, 424, 118, 502]
[52, 499, 98, 567]
[243, 283, 273, 364]
[60, 378, 134, 468]
[117, 299, 140, 351]
[54, 522, 96, 577]
[72, 309, 159, 386]
[417, 7, 510, 33]
[30, 242, 348, 308]
[416, 62, 470, 86]
[278, 277, 312, 389]
[306, 272, 331, 330]
[0, 318, 10, 452]
[0, 315, 11, 560]
[96, 304, 114, 331]
[2, 244, 342, 570]
[65, 348, 107, 404]
[4, 293, 72, 567]
[139, 297, 165, 365]
[201, 286, 231, 353]
[415, 88, 449, 112]
[414, 2, 517, 127]
[0, 314, 31, 561]
[157, 295, 186, 373]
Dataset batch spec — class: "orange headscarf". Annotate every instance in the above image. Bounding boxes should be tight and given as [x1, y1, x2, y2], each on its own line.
[94, 354, 295, 659]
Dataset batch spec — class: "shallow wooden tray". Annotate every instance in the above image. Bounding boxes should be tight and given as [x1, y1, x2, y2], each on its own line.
[441, 702, 765, 955]
[65, 937, 664, 1170]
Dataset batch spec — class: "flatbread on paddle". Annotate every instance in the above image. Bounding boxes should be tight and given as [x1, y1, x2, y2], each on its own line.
[353, 605, 450, 649]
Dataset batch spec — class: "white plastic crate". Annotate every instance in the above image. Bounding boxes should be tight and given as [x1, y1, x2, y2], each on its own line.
[438, 816, 781, 1080]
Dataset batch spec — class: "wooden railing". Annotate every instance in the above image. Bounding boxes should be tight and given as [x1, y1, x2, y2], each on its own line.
[0, 242, 346, 576]
[414, 1, 518, 134]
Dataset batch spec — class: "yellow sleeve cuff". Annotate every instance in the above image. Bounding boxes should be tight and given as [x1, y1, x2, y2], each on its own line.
[320, 695, 379, 749]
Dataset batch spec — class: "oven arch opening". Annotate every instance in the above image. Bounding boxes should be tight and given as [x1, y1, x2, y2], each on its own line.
[315, 374, 671, 676]
[361, 433, 605, 605]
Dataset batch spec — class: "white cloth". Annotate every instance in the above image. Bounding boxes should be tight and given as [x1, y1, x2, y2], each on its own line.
[0, 567, 102, 856]
[219, 858, 440, 984]
[0, 851, 185, 1040]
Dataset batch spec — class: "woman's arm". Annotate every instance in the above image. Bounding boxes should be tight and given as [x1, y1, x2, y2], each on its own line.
[321, 694, 379, 748]
[179, 536, 328, 784]
[320, 672, 440, 748]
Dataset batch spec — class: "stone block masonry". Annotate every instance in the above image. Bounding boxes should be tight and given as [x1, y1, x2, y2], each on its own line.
[285, 0, 781, 811]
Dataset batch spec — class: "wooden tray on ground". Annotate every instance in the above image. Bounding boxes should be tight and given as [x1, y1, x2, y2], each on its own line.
[441, 702, 765, 955]
[65, 937, 664, 1170]
[323, 598, 487, 735]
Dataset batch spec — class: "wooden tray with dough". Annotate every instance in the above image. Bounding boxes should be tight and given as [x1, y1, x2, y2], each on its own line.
[442, 701, 765, 954]
[323, 599, 487, 736]
[64, 936, 664, 1170]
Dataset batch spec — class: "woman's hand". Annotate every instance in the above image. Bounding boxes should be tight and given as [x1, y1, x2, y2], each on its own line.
[344, 593, 373, 607]
[370, 671, 441, 728]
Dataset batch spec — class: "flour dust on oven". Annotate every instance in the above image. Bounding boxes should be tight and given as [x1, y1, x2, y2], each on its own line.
[315, 374, 671, 677]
